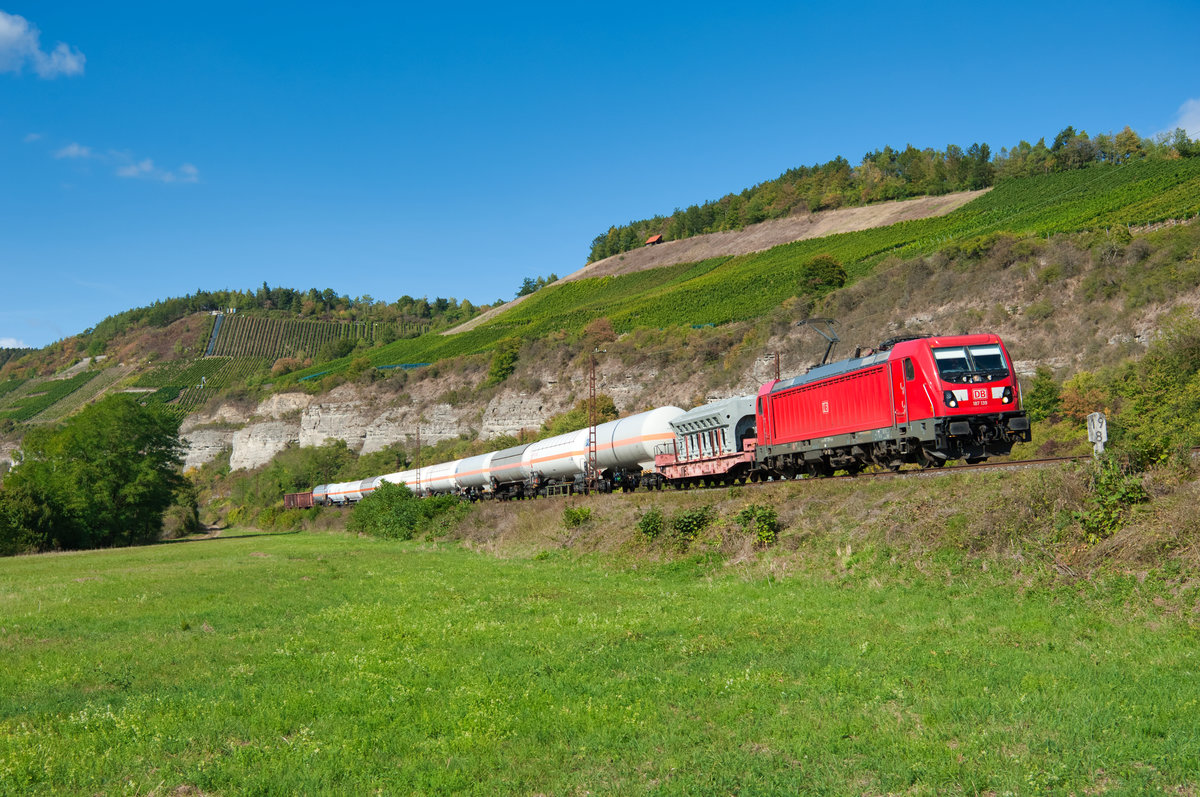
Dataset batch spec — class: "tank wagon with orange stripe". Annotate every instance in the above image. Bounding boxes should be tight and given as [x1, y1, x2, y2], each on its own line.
[307, 406, 684, 504]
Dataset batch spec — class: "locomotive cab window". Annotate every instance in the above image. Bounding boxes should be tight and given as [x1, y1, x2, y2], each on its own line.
[933, 345, 1009, 383]
[904, 358, 915, 381]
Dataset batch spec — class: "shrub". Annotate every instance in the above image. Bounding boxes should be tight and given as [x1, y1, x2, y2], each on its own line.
[637, 506, 665, 540]
[670, 505, 715, 547]
[1075, 459, 1149, 544]
[348, 481, 461, 541]
[735, 503, 780, 546]
[798, 254, 846, 295]
[562, 505, 592, 528]
[1024, 366, 1062, 423]
[486, 337, 522, 385]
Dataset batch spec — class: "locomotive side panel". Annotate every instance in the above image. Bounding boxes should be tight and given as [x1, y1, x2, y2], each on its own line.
[767, 363, 895, 445]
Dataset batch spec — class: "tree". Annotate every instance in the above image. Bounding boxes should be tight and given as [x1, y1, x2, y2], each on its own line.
[2, 395, 184, 552]
[1113, 126, 1143, 162]
[486, 337, 522, 385]
[1024, 366, 1061, 423]
[966, 142, 994, 189]
[540, 395, 619, 438]
[799, 254, 847, 294]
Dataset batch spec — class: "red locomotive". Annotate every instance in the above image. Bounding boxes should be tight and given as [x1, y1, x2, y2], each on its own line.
[754, 334, 1030, 476]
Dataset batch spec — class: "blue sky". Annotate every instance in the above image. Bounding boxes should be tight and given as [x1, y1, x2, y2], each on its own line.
[3, 1, 1199, 350]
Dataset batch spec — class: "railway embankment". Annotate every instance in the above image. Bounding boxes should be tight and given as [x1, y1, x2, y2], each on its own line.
[423, 458, 1198, 585]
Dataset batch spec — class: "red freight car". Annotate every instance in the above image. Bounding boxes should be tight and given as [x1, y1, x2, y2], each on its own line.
[754, 334, 1030, 476]
[283, 491, 314, 509]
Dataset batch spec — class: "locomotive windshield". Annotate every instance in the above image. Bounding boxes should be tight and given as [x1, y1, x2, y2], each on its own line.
[933, 344, 1009, 383]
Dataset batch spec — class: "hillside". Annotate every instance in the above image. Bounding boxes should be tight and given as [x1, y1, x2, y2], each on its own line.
[447, 190, 986, 335]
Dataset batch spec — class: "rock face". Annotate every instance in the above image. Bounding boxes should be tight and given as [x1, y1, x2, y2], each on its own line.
[480, 389, 566, 438]
[177, 356, 755, 473]
[181, 428, 235, 471]
[183, 378, 510, 471]
[230, 420, 299, 471]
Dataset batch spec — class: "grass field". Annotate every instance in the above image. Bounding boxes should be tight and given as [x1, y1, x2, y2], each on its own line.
[2, 530, 1198, 795]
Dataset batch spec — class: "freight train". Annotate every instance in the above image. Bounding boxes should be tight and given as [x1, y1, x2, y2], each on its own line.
[283, 333, 1030, 508]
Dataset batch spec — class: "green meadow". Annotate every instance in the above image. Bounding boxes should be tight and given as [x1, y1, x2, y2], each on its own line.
[2, 530, 1197, 795]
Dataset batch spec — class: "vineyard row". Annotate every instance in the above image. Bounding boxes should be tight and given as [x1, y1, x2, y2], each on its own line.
[208, 315, 379, 358]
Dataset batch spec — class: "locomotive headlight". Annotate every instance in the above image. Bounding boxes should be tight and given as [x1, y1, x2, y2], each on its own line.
[943, 390, 958, 409]
[1002, 386, 1013, 404]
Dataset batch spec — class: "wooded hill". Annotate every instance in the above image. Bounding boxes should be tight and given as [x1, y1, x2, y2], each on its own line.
[588, 124, 1198, 262]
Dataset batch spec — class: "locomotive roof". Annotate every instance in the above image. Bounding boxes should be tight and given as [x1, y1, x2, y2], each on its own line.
[770, 333, 1005, 394]
[772, 349, 892, 393]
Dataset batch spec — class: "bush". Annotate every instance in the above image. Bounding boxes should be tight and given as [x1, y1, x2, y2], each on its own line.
[1075, 459, 1149, 544]
[670, 505, 715, 548]
[348, 481, 462, 540]
[486, 337, 522, 385]
[798, 254, 847, 295]
[1024, 366, 1062, 423]
[735, 503, 780, 546]
[637, 506, 665, 540]
[562, 505, 592, 528]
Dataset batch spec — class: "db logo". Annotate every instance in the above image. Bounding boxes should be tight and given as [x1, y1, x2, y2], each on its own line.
[822, 401, 830, 414]
[972, 388, 988, 401]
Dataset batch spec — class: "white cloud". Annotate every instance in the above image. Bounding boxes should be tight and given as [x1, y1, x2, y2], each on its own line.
[48, 140, 201, 184]
[115, 156, 200, 183]
[1, 336, 28, 348]
[116, 158, 155, 178]
[23, 132, 42, 143]
[1173, 98, 1200, 139]
[54, 142, 92, 159]
[0, 11, 85, 78]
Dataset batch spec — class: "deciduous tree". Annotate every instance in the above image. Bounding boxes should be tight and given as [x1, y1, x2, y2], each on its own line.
[2, 395, 184, 552]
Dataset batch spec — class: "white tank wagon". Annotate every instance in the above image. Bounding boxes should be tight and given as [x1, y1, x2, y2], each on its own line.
[600, 406, 686, 475]
[416, 460, 459, 495]
[525, 429, 590, 485]
[306, 405, 686, 504]
[454, 451, 498, 499]
[519, 406, 685, 495]
[487, 443, 535, 498]
[316, 476, 381, 505]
